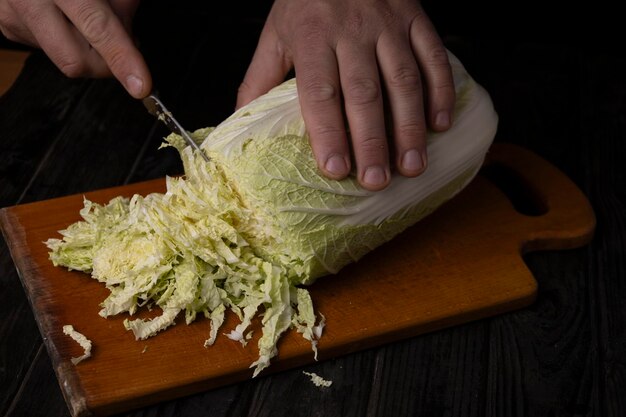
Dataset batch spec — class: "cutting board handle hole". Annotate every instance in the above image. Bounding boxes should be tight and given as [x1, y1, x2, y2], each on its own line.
[480, 163, 548, 216]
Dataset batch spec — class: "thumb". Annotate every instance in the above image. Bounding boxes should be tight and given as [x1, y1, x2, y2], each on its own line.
[236, 24, 292, 109]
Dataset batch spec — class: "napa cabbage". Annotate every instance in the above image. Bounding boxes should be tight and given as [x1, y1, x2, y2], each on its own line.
[46, 51, 497, 376]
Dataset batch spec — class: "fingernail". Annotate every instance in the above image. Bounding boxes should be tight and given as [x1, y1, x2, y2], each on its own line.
[435, 110, 450, 129]
[401, 149, 424, 173]
[363, 166, 388, 187]
[126, 74, 144, 97]
[324, 154, 348, 177]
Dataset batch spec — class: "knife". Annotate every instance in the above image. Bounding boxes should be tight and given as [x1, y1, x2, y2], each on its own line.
[142, 93, 210, 162]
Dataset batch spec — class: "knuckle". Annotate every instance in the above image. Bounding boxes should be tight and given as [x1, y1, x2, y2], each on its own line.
[310, 123, 344, 139]
[342, 4, 395, 38]
[0, 3, 23, 35]
[412, 7, 429, 26]
[433, 80, 456, 97]
[103, 47, 127, 74]
[302, 80, 339, 104]
[345, 78, 380, 106]
[357, 134, 387, 156]
[396, 121, 427, 142]
[4, 31, 20, 43]
[388, 66, 421, 91]
[344, 11, 365, 37]
[79, 6, 111, 44]
[298, 17, 329, 43]
[0, 26, 18, 42]
[57, 56, 87, 78]
[294, 1, 335, 38]
[425, 44, 451, 68]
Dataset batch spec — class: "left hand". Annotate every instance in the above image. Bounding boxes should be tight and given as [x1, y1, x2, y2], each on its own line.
[236, 0, 455, 191]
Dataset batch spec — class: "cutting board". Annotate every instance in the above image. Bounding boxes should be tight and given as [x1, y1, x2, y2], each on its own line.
[0, 143, 595, 417]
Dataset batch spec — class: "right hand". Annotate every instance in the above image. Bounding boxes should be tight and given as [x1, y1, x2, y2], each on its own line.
[0, 0, 151, 98]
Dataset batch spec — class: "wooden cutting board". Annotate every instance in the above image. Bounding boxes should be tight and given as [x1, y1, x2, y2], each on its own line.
[0, 143, 595, 417]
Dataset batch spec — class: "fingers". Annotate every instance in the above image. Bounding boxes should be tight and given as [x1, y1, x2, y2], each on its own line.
[253, 0, 456, 190]
[294, 34, 351, 181]
[336, 40, 390, 190]
[1, 0, 151, 98]
[56, 0, 151, 98]
[376, 9, 454, 178]
[410, 11, 455, 133]
[10, 0, 112, 77]
[325, 10, 453, 188]
[377, 31, 428, 177]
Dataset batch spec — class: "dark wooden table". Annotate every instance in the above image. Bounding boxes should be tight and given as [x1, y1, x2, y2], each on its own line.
[1, 2, 625, 416]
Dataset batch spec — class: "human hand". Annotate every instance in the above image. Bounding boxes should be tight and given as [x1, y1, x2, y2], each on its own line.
[0, 0, 151, 98]
[236, 0, 455, 191]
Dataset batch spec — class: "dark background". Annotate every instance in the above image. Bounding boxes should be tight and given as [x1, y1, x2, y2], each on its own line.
[1, 1, 625, 416]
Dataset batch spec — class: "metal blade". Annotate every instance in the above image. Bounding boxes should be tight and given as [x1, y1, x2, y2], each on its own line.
[142, 94, 209, 161]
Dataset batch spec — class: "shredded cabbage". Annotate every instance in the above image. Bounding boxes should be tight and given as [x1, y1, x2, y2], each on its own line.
[63, 325, 93, 365]
[303, 371, 333, 388]
[46, 51, 497, 376]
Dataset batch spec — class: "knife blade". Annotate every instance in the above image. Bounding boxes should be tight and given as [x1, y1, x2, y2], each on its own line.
[142, 93, 210, 162]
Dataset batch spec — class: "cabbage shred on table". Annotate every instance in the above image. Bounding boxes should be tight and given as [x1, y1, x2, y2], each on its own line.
[46, 51, 498, 376]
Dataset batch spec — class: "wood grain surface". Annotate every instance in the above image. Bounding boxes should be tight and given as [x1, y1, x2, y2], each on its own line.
[1, 1, 625, 416]
[0, 143, 596, 416]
